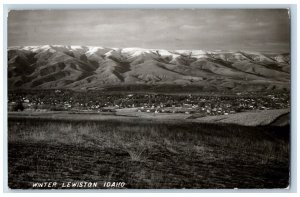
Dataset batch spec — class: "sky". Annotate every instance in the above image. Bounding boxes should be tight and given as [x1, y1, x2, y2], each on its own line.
[8, 9, 290, 52]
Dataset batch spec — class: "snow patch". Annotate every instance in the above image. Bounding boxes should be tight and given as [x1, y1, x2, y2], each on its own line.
[70, 45, 84, 50]
[121, 48, 150, 57]
[85, 46, 105, 56]
[104, 50, 115, 57]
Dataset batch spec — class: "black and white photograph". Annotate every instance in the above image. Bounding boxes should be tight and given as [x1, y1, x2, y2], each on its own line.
[6, 8, 291, 189]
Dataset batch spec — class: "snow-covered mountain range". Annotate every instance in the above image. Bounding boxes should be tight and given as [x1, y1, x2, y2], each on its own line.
[8, 45, 290, 92]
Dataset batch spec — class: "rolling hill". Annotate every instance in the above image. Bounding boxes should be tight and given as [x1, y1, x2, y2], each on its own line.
[8, 45, 290, 92]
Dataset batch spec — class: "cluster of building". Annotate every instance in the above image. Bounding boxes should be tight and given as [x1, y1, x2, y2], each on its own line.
[8, 90, 290, 117]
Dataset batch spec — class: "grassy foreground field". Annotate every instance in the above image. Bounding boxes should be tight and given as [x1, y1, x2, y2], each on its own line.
[8, 117, 290, 189]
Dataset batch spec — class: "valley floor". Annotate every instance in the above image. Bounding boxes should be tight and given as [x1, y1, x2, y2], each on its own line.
[8, 108, 290, 126]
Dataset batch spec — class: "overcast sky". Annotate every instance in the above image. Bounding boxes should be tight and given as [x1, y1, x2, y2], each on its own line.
[8, 9, 290, 52]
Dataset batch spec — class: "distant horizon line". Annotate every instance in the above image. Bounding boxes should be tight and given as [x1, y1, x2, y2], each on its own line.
[7, 44, 290, 54]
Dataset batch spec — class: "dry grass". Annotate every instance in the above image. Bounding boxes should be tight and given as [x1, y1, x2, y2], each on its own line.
[8, 117, 290, 189]
[8, 117, 289, 164]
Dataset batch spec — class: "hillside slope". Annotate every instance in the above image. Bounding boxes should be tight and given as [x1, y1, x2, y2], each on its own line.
[192, 109, 290, 126]
[8, 45, 290, 92]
